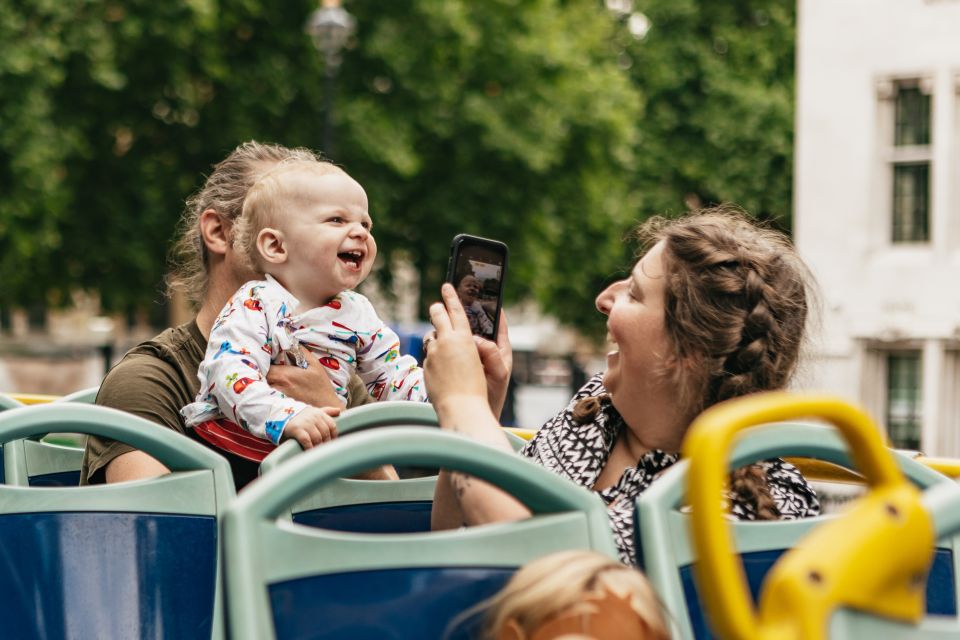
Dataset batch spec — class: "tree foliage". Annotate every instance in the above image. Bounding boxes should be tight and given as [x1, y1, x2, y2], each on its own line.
[622, 0, 796, 227]
[0, 0, 795, 338]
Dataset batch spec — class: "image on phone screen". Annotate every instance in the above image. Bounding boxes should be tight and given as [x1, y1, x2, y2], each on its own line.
[451, 243, 505, 341]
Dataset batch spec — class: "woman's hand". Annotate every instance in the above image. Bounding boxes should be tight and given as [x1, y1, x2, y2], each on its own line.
[425, 284, 531, 530]
[424, 284, 513, 418]
[267, 348, 341, 407]
[474, 309, 512, 418]
[424, 283, 490, 423]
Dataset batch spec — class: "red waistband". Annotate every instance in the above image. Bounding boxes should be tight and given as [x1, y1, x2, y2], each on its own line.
[193, 419, 276, 463]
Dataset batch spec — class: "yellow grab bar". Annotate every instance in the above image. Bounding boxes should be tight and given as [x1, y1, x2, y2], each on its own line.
[683, 392, 934, 640]
[7, 393, 59, 405]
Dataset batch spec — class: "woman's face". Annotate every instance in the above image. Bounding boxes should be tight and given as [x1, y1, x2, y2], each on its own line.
[595, 241, 673, 412]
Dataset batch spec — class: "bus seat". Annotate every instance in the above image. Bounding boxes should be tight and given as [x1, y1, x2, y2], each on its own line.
[0, 404, 234, 639]
[260, 402, 525, 534]
[1, 386, 99, 486]
[636, 421, 959, 640]
[224, 427, 617, 640]
[682, 393, 960, 639]
[55, 386, 99, 404]
[0, 393, 24, 411]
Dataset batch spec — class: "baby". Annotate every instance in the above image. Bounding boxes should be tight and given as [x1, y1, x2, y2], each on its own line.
[181, 158, 427, 460]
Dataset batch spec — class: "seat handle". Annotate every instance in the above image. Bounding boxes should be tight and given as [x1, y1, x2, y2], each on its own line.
[684, 392, 934, 640]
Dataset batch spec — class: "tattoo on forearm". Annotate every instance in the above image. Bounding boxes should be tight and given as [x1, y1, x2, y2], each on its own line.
[452, 472, 472, 500]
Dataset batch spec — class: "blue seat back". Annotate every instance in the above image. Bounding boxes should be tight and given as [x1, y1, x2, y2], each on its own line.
[1, 386, 96, 486]
[261, 402, 526, 535]
[635, 422, 960, 639]
[226, 427, 618, 640]
[0, 404, 235, 639]
[0, 511, 217, 638]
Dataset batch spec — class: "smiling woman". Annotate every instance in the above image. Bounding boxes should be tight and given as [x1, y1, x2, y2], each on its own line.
[425, 205, 821, 564]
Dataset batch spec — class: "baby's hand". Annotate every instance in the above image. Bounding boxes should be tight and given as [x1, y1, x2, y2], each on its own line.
[280, 406, 340, 449]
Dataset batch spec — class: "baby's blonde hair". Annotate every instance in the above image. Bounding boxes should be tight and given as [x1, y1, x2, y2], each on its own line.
[231, 158, 344, 271]
[481, 550, 669, 639]
[167, 141, 327, 306]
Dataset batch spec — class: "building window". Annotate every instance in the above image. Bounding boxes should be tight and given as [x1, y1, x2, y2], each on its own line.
[886, 351, 923, 450]
[889, 81, 932, 243]
[894, 86, 930, 146]
[892, 163, 929, 241]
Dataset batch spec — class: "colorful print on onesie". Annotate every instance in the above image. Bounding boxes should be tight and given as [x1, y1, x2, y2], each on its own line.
[181, 275, 428, 454]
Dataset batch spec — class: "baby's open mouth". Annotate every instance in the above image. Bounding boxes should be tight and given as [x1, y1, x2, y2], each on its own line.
[338, 250, 364, 270]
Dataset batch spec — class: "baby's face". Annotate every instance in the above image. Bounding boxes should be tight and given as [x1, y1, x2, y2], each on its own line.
[276, 168, 377, 305]
[457, 276, 481, 303]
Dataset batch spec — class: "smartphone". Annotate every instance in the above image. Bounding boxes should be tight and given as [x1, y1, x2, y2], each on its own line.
[446, 234, 508, 341]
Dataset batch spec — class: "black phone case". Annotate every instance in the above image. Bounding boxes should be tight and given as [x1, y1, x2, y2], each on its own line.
[446, 234, 509, 340]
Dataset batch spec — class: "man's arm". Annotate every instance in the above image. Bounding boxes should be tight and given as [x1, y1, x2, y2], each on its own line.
[82, 352, 186, 485]
[104, 450, 170, 483]
[269, 352, 395, 479]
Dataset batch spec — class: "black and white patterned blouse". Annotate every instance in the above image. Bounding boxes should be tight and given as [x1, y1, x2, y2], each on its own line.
[521, 374, 821, 564]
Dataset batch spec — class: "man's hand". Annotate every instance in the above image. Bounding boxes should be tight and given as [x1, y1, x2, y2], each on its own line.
[267, 348, 341, 407]
[280, 406, 340, 449]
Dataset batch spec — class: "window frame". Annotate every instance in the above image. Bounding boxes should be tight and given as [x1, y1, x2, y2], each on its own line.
[875, 76, 935, 246]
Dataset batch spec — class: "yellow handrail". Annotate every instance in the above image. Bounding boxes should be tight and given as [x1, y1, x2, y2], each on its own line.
[7, 393, 59, 405]
[914, 455, 960, 478]
[504, 427, 535, 441]
[684, 392, 934, 640]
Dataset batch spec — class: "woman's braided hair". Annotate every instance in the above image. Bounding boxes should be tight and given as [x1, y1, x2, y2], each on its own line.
[577, 205, 813, 520]
[165, 141, 324, 307]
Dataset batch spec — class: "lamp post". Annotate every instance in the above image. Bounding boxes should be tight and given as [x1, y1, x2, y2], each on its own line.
[305, 0, 356, 158]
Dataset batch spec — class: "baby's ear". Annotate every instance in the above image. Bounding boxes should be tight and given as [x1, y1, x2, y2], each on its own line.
[257, 228, 287, 264]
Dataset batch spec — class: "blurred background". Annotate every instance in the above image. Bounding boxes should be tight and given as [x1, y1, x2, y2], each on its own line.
[1, 0, 958, 448]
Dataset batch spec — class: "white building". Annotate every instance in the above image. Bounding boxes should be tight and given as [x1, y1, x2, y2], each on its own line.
[794, 0, 960, 455]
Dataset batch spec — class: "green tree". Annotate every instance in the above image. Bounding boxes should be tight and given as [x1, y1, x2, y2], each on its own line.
[1, 0, 643, 338]
[619, 0, 796, 227]
[337, 0, 642, 333]
[1, 0, 796, 339]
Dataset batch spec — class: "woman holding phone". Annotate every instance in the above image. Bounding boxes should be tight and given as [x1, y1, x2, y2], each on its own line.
[423, 207, 820, 564]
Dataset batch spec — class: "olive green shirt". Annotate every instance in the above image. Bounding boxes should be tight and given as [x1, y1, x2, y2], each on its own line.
[81, 320, 372, 491]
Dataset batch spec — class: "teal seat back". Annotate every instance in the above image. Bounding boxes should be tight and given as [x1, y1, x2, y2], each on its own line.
[260, 402, 524, 534]
[635, 422, 960, 640]
[1, 385, 98, 486]
[3, 437, 84, 486]
[0, 394, 24, 411]
[225, 427, 617, 640]
[0, 404, 234, 639]
[56, 386, 99, 404]
[0, 394, 24, 481]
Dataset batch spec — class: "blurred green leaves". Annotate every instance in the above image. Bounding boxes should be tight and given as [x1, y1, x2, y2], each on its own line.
[0, 0, 795, 338]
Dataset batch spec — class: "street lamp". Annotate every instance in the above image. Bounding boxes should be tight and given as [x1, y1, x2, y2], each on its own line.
[305, 0, 356, 158]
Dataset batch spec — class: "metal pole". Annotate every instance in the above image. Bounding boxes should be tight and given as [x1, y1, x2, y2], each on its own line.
[323, 65, 336, 158]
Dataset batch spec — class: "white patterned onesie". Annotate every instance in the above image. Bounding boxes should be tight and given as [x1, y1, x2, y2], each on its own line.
[181, 275, 427, 444]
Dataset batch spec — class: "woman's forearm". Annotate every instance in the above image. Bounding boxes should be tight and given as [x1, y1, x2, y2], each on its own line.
[433, 469, 531, 529]
[449, 471, 531, 524]
[432, 470, 466, 530]
[431, 397, 531, 526]
[425, 284, 529, 528]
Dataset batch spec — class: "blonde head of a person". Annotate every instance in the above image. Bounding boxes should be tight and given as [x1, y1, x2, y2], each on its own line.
[482, 550, 669, 640]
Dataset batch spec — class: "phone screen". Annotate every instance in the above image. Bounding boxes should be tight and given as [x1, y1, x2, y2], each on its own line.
[448, 235, 508, 341]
